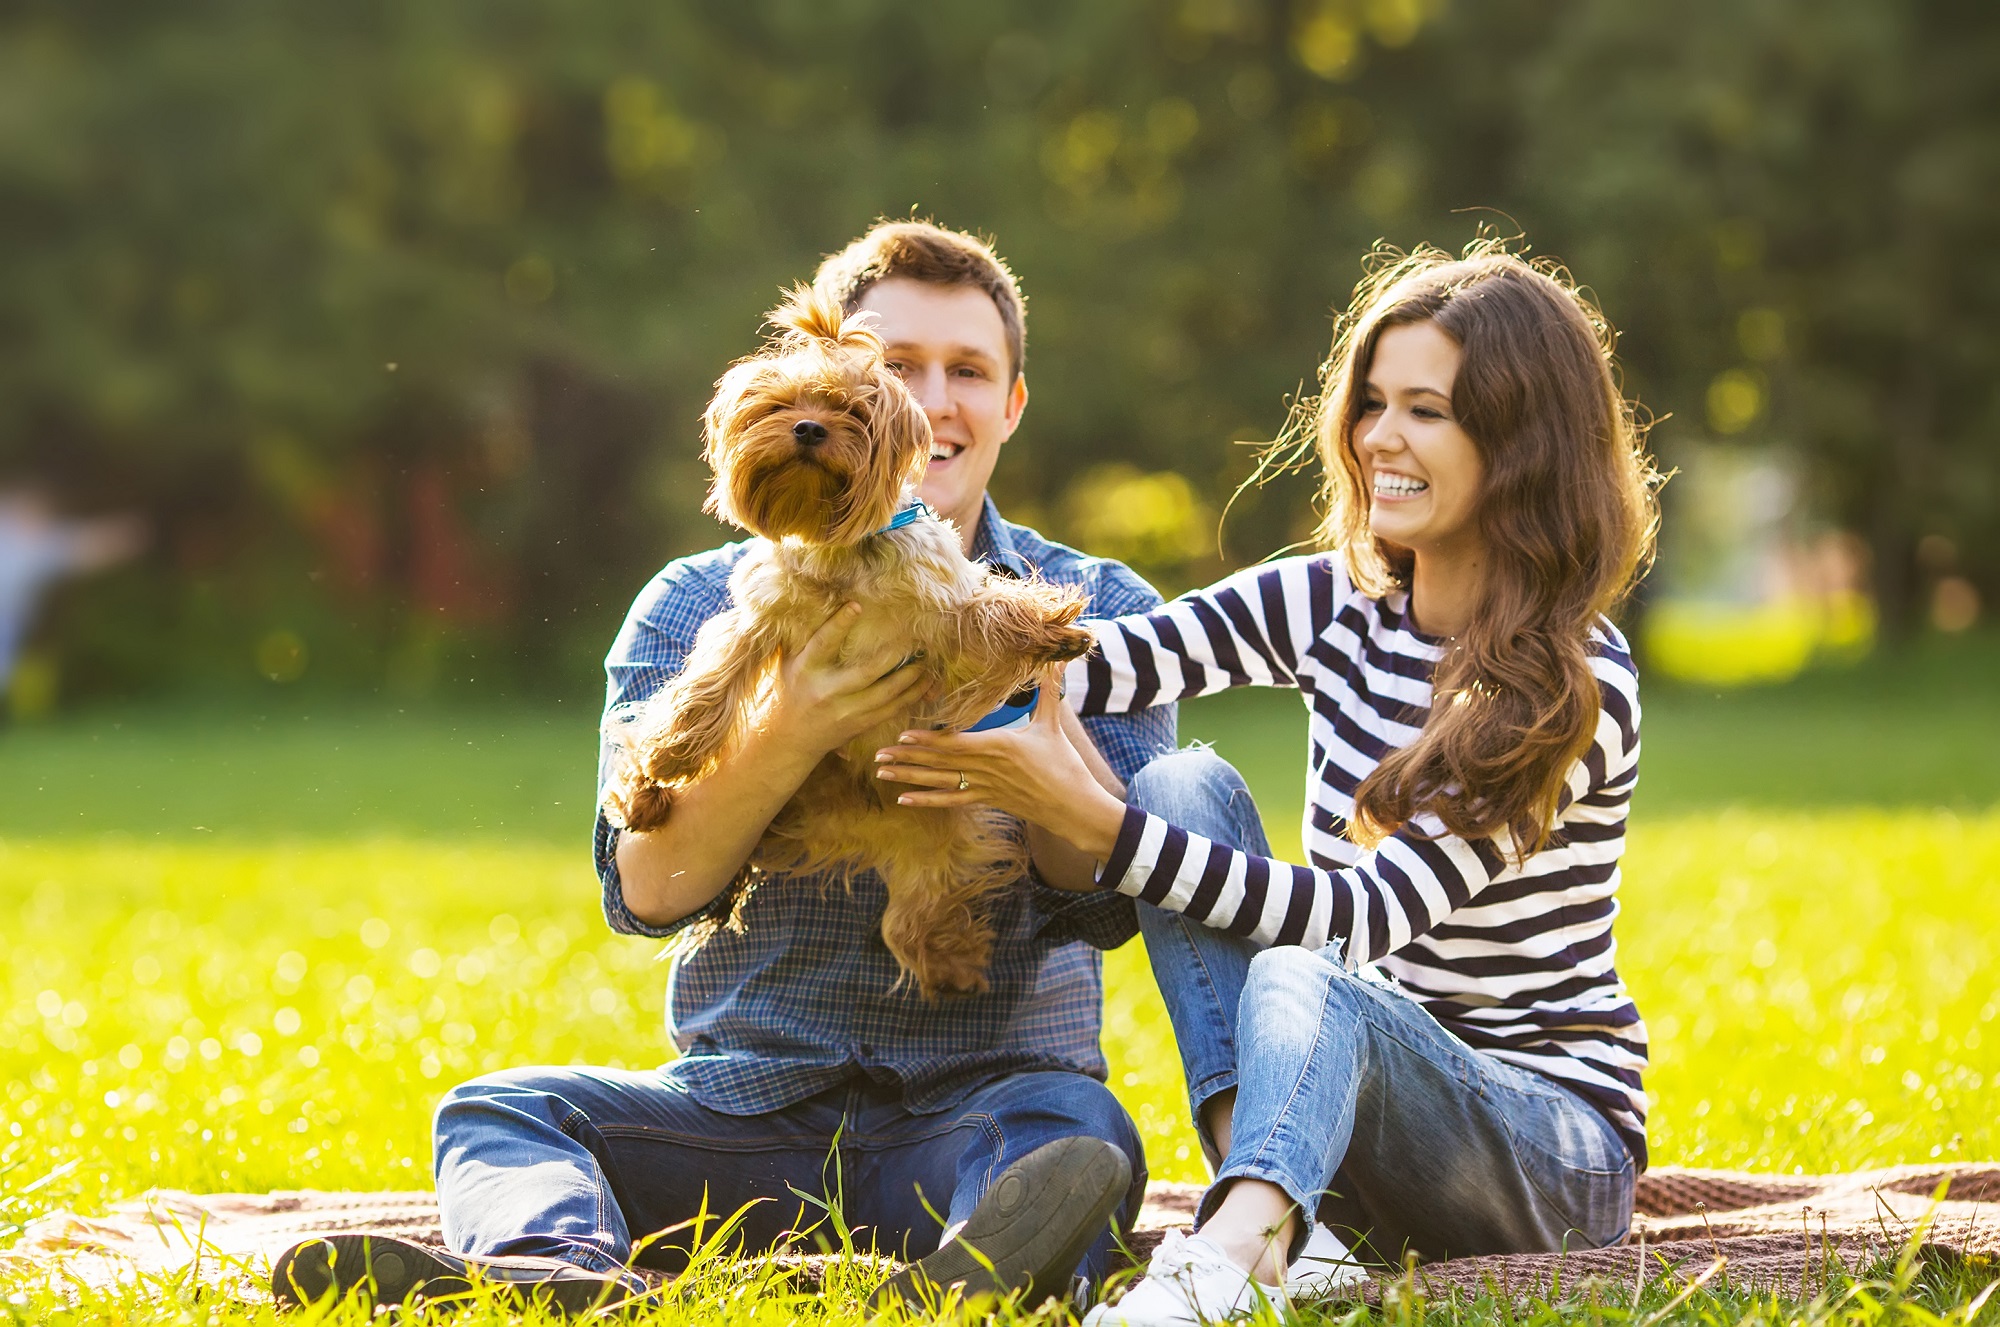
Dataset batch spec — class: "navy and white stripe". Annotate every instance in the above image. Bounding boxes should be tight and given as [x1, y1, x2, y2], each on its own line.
[1070, 555, 1650, 1165]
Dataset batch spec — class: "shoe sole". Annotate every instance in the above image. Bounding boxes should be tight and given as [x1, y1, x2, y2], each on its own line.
[871, 1136, 1132, 1311]
[270, 1234, 617, 1317]
[1285, 1266, 1372, 1303]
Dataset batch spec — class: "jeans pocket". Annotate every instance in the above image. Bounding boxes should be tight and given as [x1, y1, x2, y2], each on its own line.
[1500, 1089, 1635, 1249]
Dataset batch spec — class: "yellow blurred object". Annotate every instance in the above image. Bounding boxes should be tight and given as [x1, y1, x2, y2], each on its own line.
[1645, 591, 1876, 686]
[1062, 464, 1214, 576]
[255, 630, 309, 683]
[6, 651, 58, 721]
[1705, 368, 1766, 435]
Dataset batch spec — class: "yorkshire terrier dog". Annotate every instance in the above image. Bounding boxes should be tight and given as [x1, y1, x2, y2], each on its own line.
[604, 287, 1093, 998]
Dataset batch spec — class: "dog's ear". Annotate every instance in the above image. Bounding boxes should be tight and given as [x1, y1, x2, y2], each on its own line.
[700, 359, 766, 528]
[765, 284, 881, 355]
[876, 368, 932, 490]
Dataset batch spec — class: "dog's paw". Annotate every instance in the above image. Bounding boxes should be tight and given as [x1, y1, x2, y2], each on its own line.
[895, 927, 997, 1001]
[1040, 621, 1096, 662]
[914, 960, 992, 1002]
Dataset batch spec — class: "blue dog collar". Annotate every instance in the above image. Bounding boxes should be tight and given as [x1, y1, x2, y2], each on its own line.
[968, 684, 1037, 733]
[877, 499, 932, 534]
[876, 496, 1030, 731]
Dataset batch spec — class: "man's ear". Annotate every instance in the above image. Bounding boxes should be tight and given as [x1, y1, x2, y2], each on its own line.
[1000, 374, 1029, 442]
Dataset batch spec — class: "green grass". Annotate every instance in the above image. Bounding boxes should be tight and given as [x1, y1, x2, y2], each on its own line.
[0, 704, 594, 841]
[5, 814, 1995, 1204]
[2, 634, 1997, 1323]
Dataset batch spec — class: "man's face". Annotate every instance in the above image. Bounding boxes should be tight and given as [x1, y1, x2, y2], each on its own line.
[853, 277, 1027, 546]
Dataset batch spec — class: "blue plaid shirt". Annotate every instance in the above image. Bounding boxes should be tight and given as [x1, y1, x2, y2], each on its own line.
[594, 496, 1176, 1116]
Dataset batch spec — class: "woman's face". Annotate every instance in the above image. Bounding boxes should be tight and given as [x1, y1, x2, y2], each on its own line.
[1353, 319, 1486, 563]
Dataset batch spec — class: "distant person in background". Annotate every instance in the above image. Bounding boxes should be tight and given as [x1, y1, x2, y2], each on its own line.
[879, 245, 1663, 1326]
[0, 485, 144, 710]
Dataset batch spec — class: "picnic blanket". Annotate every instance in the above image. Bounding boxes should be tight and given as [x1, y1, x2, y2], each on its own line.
[7, 1165, 1997, 1305]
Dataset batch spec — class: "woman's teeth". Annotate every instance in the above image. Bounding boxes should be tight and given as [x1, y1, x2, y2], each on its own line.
[929, 442, 962, 461]
[1373, 473, 1429, 496]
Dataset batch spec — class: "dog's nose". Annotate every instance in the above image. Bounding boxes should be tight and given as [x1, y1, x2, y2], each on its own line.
[792, 419, 829, 446]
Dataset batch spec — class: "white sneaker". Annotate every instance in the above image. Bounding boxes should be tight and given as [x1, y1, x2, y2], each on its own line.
[1084, 1231, 1286, 1327]
[1283, 1224, 1369, 1301]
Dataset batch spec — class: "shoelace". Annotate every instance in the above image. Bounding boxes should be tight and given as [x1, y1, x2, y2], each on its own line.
[1147, 1231, 1229, 1282]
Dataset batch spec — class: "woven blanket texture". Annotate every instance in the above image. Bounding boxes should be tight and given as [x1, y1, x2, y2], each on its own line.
[6, 1165, 1996, 1304]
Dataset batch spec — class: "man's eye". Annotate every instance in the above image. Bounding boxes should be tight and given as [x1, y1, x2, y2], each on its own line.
[953, 366, 984, 380]
[884, 360, 911, 375]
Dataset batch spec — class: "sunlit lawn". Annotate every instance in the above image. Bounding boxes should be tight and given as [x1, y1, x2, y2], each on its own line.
[5, 811, 1997, 1209]
[2, 634, 1997, 1322]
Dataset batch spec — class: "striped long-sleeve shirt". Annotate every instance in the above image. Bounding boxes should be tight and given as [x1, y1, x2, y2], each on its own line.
[1069, 554, 1650, 1165]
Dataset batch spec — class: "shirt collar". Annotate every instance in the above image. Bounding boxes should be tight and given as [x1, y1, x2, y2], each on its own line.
[968, 493, 1035, 578]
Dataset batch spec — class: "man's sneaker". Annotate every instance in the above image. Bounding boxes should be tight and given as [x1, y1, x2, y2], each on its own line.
[1083, 1230, 1285, 1327]
[271, 1233, 648, 1317]
[870, 1135, 1132, 1312]
[1283, 1223, 1370, 1301]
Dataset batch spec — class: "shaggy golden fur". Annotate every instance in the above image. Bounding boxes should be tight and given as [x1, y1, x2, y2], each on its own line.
[603, 286, 1092, 998]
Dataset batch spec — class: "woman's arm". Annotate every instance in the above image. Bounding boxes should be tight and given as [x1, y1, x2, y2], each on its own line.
[885, 651, 1641, 967]
[1096, 804, 1501, 961]
[1097, 655, 1642, 963]
[1066, 555, 1344, 715]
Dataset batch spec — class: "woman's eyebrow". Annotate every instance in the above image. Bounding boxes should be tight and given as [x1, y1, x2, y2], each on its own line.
[1362, 379, 1452, 402]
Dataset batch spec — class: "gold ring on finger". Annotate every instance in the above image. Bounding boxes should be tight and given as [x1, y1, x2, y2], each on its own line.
[957, 771, 970, 792]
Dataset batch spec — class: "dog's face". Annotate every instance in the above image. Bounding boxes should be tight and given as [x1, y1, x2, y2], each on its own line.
[702, 290, 931, 545]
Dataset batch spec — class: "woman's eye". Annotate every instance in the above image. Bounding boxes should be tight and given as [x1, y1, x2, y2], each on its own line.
[1413, 407, 1443, 421]
[1360, 399, 1385, 414]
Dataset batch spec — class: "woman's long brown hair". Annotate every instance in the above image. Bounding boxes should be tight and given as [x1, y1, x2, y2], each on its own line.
[1301, 242, 1662, 857]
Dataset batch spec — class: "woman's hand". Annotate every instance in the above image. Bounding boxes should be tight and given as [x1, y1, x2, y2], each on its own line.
[873, 674, 1128, 862]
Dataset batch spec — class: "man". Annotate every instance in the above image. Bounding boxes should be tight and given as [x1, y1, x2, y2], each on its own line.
[273, 221, 1175, 1314]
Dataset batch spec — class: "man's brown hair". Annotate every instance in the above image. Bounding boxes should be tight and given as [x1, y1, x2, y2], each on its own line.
[812, 221, 1027, 381]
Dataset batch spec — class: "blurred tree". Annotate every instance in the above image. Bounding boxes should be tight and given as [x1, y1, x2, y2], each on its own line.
[0, 0, 1991, 703]
[1510, 0, 2000, 633]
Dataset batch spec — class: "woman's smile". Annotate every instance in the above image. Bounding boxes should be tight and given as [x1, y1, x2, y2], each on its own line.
[1355, 320, 1484, 563]
[1370, 468, 1430, 500]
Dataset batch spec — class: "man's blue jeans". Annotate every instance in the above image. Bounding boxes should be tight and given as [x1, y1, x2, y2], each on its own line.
[1127, 748, 1636, 1264]
[433, 1064, 1146, 1284]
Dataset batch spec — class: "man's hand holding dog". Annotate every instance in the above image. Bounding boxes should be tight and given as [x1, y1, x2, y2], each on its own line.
[763, 602, 933, 763]
[618, 603, 929, 927]
[873, 679, 1129, 887]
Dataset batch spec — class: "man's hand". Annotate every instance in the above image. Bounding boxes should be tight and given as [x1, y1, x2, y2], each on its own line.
[617, 603, 929, 928]
[758, 603, 933, 766]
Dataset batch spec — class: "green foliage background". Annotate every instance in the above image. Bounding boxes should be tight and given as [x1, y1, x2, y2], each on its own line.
[4, 0, 1997, 699]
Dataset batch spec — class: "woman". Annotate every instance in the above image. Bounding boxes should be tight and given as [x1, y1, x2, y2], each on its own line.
[876, 245, 1661, 1324]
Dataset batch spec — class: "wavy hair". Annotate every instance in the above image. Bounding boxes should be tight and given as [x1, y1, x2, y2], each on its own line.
[1293, 242, 1661, 856]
